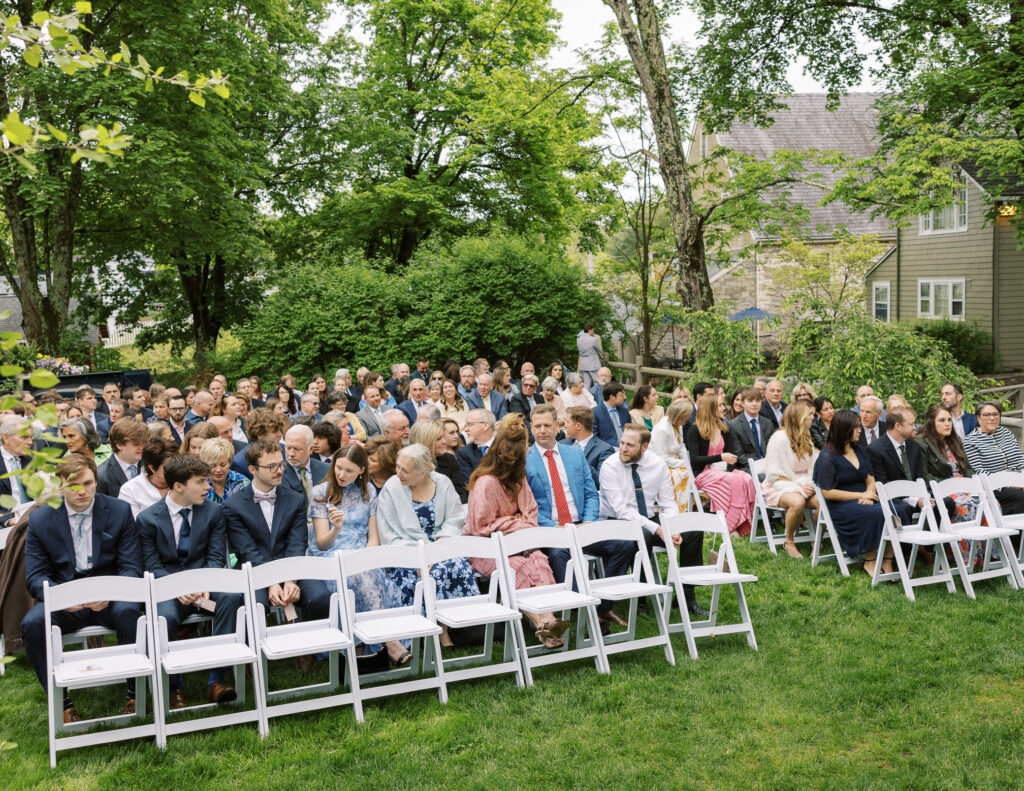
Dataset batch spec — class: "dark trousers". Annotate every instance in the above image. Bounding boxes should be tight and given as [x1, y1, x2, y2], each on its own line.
[642, 521, 704, 602]
[545, 538, 635, 614]
[158, 591, 243, 689]
[22, 600, 140, 704]
[994, 487, 1024, 551]
[254, 578, 330, 624]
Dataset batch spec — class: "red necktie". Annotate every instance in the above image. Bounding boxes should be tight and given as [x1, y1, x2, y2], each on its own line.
[544, 450, 573, 526]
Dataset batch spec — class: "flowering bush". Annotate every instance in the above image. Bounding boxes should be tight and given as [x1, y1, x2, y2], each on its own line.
[34, 354, 87, 376]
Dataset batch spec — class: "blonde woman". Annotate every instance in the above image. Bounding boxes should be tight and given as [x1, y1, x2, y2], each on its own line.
[791, 382, 817, 404]
[762, 401, 820, 558]
[649, 399, 695, 511]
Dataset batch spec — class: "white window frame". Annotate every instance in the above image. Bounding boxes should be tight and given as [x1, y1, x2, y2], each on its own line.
[872, 280, 891, 322]
[917, 278, 966, 321]
[919, 187, 968, 235]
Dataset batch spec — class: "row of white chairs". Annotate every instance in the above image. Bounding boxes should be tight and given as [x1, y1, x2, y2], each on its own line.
[40, 512, 758, 766]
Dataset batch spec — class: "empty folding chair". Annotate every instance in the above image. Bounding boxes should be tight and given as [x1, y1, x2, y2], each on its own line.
[810, 484, 861, 575]
[660, 512, 758, 660]
[495, 527, 609, 677]
[43, 573, 158, 767]
[340, 543, 448, 705]
[247, 555, 363, 724]
[747, 458, 814, 554]
[980, 471, 1024, 561]
[572, 520, 674, 666]
[873, 480, 957, 601]
[151, 566, 266, 746]
[420, 534, 532, 689]
[930, 477, 1022, 594]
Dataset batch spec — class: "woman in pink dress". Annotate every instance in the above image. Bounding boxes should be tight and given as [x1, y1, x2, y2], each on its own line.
[684, 394, 755, 535]
[464, 415, 570, 648]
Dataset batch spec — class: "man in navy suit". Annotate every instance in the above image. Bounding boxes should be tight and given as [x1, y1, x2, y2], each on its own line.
[592, 382, 631, 447]
[456, 409, 496, 483]
[725, 387, 776, 470]
[281, 425, 329, 507]
[166, 393, 201, 446]
[526, 406, 632, 629]
[866, 407, 927, 526]
[508, 374, 545, 440]
[941, 382, 978, 439]
[759, 379, 788, 430]
[137, 454, 241, 708]
[856, 396, 887, 447]
[76, 385, 111, 443]
[397, 379, 431, 427]
[96, 417, 148, 498]
[588, 367, 614, 406]
[0, 414, 33, 525]
[561, 406, 615, 489]
[463, 372, 508, 420]
[21, 454, 143, 723]
[224, 440, 329, 674]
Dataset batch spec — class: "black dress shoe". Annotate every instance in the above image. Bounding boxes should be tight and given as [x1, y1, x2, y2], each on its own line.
[686, 600, 709, 618]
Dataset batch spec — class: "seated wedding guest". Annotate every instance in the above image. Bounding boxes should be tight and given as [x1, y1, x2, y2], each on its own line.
[561, 406, 615, 489]
[296, 391, 322, 423]
[762, 402, 820, 559]
[671, 385, 692, 404]
[397, 378, 431, 427]
[867, 407, 926, 497]
[231, 407, 288, 479]
[464, 372, 509, 420]
[810, 396, 834, 450]
[211, 393, 246, 442]
[359, 372, 397, 411]
[165, 394, 199, 445]
[629, 385, 665, 431]
[181, 421, 219, 456]
[356, 384, 392, 438]
[759, 379, 788, 429]
[22, 454, 142, 722]
[812, 409, 893, 577]
[409, 418, 467, 503]
[940, 382, 978, 439]
[560, 372, 596, 409]
[312, 420, 342, 463]
[456, 408, 496, 482]
[381, 409, 410, 448]
[274, 382, 299, 416]
[264, 396, 288, 419]
[282, 424, 329, 507]
[61, 417, 111, 464]
[107, 398, 128, 423]
[540, 376, 566, 428]
[223, 439, 329, 672]
[963, 401, 1024, 517]
[725, 387, 775, 469]
[307, 444, 409, 665]
[439, 379, 469, 431]
[525, 405, 631, 630]
[0, 416, 33, 525]
[199, 437, 250, 505]
[791, 382, 816, 404]
[183, 385, 197, 408]
[464, 416, 570, 649]
[119, 437, 179, 517]
[377, 444, 478, 650]
[441, 418, 464, 452]
[185, 389, 214, 423]
[149, 422, 173, 440]
[491, 365, 512, 401]
[363, 436, 398, 496]
[97, 417, 148, 498]
[150, 395, 171, 425]
[136, 453, 240, 707]
[593, 382, 631, 447]
[685, 395, 755, 535]
[321, 402, 367, 442]
[75, 385, 111, 442]
[427, 380, 442, 406]
[247, 377, 264, 408]
[856, 396, 886, 446]
[726, 389, 744, 420]
[547, 362, 567, 394]
[508, 374, 545, 430]
[648, 399, 695, 511]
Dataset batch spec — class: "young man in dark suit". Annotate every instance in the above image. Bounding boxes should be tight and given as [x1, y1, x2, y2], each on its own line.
[166, 394, 200, 445]
[560, 407, 615, 489]
[592, 382, 631, 447]
[21, 454, 143, 723]
[96, 418, 148, 498]
[76, 385, 111, 443]
[725, 387, 776, 470]
[137, 453, 241, 708]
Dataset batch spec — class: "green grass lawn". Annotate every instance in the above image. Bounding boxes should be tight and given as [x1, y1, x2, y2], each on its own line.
[3, 540, 1023, 790]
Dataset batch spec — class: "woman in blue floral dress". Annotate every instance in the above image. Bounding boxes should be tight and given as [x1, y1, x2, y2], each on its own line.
[309, 444, 410, 664]
[201, 438, 251, 504]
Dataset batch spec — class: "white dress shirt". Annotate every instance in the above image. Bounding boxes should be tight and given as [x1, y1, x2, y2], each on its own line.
[537, 444, 579, 523]
[1, 446, 24, 506]
[66, 501, 96, 572]
[253, 485, 276, 531]
[118, 473, 162, 518]
[165, 494, 191, 545]
[599, 450, 678, 533]
[115, 453, 140, 482]
[951, 411, 966, 439]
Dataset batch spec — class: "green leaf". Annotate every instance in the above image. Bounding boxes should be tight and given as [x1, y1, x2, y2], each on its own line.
[188, 91, 206, 107]
[28, 368, 59, 388]
[45, 123, 68, 143]
[2, 111, 33, 146]
[75, 1, 93, 13]
[0, 364, 23, 376]
[34, 403, 57, 426]
[0, 741, 17, 751]
[212, 83, 230, 99]
[12, 154, 36, 173]
[0, 495, 15, 509]
[31, 10, 49, 25]
[0, 396, 16, 411]
[22, 44, 41, 68]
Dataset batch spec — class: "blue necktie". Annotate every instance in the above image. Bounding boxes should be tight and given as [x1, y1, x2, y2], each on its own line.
[750, 418, 762, 458]
[177, 508, 191, 562]
[631, 463, 647, 517]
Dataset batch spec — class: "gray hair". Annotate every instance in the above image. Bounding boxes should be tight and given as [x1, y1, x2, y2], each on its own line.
[60, 417, 101, 450]
[755, 376, 770, 386]
[0, 415, 28, 437]
[322, 410, 348, 426]
[417, 405, 441, 421]
[862, 395, 884, 412]
[398, 443, 435, 475]
[384, 409, 409, 429]
[284, 424, 314, 447]
[541, 376, 559, 392]
[300, 391, 319, 404]
[466, 408, 495, 432]
[476, 372, 493, 385]
[563, 372, 580, 388]
[335, 368, 349, 379]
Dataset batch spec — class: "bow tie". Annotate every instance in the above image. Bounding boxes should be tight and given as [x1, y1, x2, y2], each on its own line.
[253, 490, 277, 504]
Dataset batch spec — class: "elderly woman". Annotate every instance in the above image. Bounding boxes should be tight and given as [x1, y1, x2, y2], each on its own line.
[540, 376, 566, 427]
[791, 382, 817, 404]
[762, 402, 820, 559]
[409, 418, 468, 503]
[181, 421, 219, 456]
[649, 399, 696, 511]
[376, 444, 479, 649]
[560, 372, 596, 409]
[322, 409, 367, 443]
[60, 417, 111, 463]
[427, 380, 443, 406]
[629, 385, 665, 431]
[199, 437, 250, 504]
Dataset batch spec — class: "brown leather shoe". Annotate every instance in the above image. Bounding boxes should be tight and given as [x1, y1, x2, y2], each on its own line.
[169, 689, 187, 710]
[207, 682, 237, 704]
[63, 706, 82, 724]
[599, 609, 629, 628]
[295, 654, 315, 674]
[122, 699, 136, 716]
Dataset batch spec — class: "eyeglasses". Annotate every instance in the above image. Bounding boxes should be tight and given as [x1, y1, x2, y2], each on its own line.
[256, 462, 285, 472]
[169, 406, 187, 412]
[979, 412, 1000, 419]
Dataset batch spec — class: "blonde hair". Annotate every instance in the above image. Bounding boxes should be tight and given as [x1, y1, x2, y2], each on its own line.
[666, 398, 693, 426]
[408, 418, 444, 462]
[781, 401, 814, 460]
[199, 437, 235, 466]
[695, 394, 728, 440]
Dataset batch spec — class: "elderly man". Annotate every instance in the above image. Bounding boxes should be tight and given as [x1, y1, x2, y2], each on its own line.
[509, 373, 545, 438]
[296, 391, 322, 422]
[464, 372, 508, 419]
[384, 363, 409, 404]
[964, 401, 1024, 517]
[398, 378, 430, 426]
[382, 409, 410, 447]
[588, 367, 614, 405]
[0, 415, 33, 525]
[186, 390, 215, 422]
[280, 424, 328, 506]
[456, 408, 495, 481]
[512, 361, 536, 395]
[758, 379, 788, 430]
[207, 415, 246, 455]
[853, 384, 887, 422]
[856, 396, 886, 446]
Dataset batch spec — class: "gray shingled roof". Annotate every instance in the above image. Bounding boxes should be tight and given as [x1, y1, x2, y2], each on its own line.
[717, 93, 895, 240]
[962, 161, 1024, 199]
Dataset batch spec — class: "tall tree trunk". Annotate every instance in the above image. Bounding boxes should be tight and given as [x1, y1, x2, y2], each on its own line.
[603, 0, 714, 310]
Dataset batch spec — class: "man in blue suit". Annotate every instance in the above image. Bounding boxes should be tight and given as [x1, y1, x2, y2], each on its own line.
[463, 372, 508, 420]
[560, 407, 615, 489]
[592, 382, 631, 447]
[223, 440, 329, 673]
[941, 382, 978, 438]
[397, 378, 431, 427]
[137, 454, 241, 708]
[280, 425, 329, 507]
[21, 454, 143, 724]
[456, 409, 496, 483]
[76, 385, 111, 443]
[166, 393, 201, 446]
[526, 405, 633, 629]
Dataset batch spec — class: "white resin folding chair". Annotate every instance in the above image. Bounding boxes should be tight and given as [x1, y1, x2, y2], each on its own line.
[495, 527, 609, 677]
[340, 543, 448, 705]
[930, 477, 1022, 592]
[660, 512, 758, 660]
[873, 480, 958, 601]
[421, 534, 532, 689]
[810, 484, 862, 575]
[43, 573, 158, 767]
[979, 471, 1024, 562]
[572, 520, 674, 666]
[247, 556, 363, 724]
[151, 566, 266, 746]
[650, 446, 704, 585]
[747, 458, 814, 554]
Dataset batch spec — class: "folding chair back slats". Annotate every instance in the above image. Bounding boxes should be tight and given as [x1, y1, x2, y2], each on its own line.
[499, 526, 574, 556]
[248, 555, 341, 588]
[341, 543, 424, 577]
[152, 567, 250, 600]
[46, 575, 150, 612]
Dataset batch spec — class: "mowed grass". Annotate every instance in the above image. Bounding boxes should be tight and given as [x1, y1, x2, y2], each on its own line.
[3, 539, 1024, 790]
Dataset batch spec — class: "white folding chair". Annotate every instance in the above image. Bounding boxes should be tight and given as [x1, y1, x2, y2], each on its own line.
[810, 484, 862, 575]
[572, 520, 674, 666]
[421, 534, 532, 689]
[747, 458, 814, 554]
[930, 477, 1022, 592]
[650, 446, 704, 585]
[43, 573, 158, 767]
[151, 566, 266, 746]
[340, 543, 448, 705]
[495, 528, 609, 676]
[873, 480, 957, 601]
[979, 471, 1024, 562]
[660, 512, 758, 660]
[247, 556, 363, 724]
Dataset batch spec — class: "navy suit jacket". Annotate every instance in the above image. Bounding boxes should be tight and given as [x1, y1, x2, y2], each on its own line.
[136, 497, 226, 577]
[456, 443, 488, 484]
[24, 494, 142, 601]
[759, 400, 788, 430]
[96, 454, 143, 499]
[223, 485, 308, 566]
[167, 417, 201, 446]
[592, 402, 631, 447]
[397, 398, 430, 426]
[960, 412, 979, 436]
[232, 445, 252, 479]
[560, 436, 615, 489]
[463, 390, 509, 420]
[867, 435, 924, 485]
[0, 451, 31, 523]
[525, 443, 599, 526]
[280, 453, 330, 500]
[90, 412, 111, 443]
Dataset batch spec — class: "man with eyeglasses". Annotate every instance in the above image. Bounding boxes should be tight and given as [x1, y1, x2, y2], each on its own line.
[165, 394, 199, 445]
[456, 409, 496, 482]
[509, 374, 546, 441]
[963, 401, 1024, 518]
[223, 439, 329, 673]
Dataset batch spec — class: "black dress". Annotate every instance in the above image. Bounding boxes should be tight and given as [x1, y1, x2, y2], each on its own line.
[435, 452, 469, 504]
[812, 447, 885, 556]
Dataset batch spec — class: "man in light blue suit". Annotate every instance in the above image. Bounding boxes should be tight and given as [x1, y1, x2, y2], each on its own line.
[463, 371, 508, 420]
[524, 405, 632, 629]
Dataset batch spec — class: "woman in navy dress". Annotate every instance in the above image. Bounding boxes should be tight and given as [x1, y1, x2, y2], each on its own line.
[812, 409, 894, 577]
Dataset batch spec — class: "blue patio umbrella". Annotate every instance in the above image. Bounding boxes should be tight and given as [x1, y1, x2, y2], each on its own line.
[728, 306, 773, 322]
